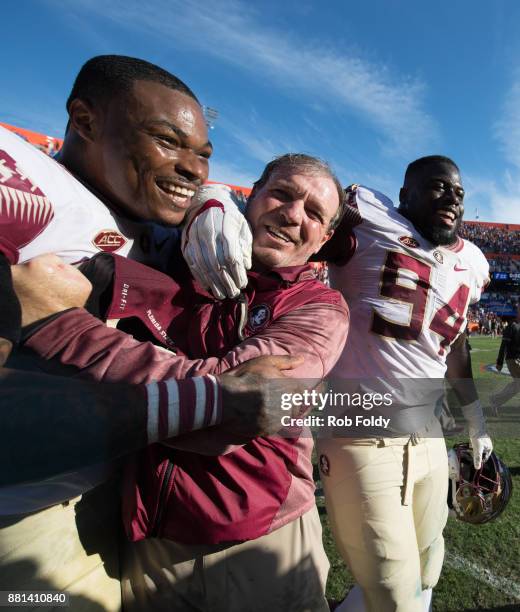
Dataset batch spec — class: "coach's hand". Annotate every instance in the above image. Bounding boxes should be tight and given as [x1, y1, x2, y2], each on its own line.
[218, 355, 313, 437]
[11, 254, 92, 326]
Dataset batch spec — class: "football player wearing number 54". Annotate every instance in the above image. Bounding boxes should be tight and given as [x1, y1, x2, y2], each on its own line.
[316, 156, 493, 612]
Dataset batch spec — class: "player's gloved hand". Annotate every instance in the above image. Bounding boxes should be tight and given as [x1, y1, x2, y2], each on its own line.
[182, 184, 252, 300]
[461, 399, 493, 469]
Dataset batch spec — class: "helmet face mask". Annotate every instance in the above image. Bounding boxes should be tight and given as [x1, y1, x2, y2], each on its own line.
[447, 443, 513, 525]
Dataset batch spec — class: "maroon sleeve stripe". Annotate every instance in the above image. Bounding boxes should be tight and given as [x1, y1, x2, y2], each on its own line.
[178, 378, 196, 435]
[158, 381, 169, 441]
[202, 376, 214, 427]
[145, 376, 223, 443]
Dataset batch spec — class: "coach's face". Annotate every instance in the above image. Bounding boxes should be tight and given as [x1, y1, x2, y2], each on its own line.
[399, 161, 464, 246]
[246, 170, 338, 268]
[94, 80, 212, 226]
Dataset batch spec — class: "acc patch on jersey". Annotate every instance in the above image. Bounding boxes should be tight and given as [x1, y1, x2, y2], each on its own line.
[93, 229, 127, 253]
[249, 304, 271, 330]
[398, 235, 420, 249]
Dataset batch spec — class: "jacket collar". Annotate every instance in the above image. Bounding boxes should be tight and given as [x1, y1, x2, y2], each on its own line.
[248, 263, 317, 286]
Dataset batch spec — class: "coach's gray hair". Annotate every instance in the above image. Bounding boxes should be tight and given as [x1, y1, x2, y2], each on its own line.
[250, 154, 346, 230]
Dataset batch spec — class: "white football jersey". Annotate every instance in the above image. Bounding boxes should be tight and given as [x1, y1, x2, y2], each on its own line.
[0, 125, 179, 513]
[0, 125, 176, 267]
[330, 185, 489, 381]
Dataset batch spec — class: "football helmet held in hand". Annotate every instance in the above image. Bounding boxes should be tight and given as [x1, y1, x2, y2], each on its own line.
[447, 443, 512, 524]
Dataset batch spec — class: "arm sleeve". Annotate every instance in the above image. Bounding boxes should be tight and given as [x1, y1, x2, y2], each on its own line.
[24, 301, 349, 384]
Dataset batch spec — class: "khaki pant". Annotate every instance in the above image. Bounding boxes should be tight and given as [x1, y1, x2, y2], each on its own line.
[493, 358, 520, 407]
[317, 427, 448, 612]
[121, 506, 329, 612]
[0, 482, 121, 612]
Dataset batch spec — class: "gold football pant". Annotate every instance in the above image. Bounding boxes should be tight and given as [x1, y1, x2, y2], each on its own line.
[317, 425, 448, 612]
[121, 506, 329, 612]
[0, 481, 121, 611]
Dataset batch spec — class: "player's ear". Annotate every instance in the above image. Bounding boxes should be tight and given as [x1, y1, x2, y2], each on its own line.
[67, 98, 101, 144]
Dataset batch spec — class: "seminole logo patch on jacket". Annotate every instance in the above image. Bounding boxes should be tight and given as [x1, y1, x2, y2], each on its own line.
[248, 304, 271, 330]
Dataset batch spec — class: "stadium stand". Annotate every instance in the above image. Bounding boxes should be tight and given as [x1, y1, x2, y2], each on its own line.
[460, 221, 520, 329]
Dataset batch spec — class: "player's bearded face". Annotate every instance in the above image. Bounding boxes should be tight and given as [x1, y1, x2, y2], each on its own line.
[93, 81, 212, 226]
[246, 171, 337, 268]
[401, 163, 464, 246]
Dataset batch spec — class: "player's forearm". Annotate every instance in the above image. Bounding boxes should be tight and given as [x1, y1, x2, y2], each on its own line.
[0, 368, 148, 485]
[24, 303, 348, 384]
[445, 336, 478, 404]
[24, 309, 223, 383]
[0, 368, 222, 486]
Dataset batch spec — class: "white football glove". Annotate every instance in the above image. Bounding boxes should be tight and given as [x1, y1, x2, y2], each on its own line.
[461, 400, 493, 470]
[182, 185, 252, 299]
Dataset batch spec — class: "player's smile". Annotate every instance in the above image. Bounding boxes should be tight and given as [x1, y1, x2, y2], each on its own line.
[155, 178, 197, 211]
[433, 206, 459, 227]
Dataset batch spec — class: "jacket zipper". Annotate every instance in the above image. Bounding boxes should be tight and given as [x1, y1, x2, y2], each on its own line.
[152, 459, 174, 537]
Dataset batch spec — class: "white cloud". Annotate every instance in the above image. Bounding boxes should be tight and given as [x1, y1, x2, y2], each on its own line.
[471, 74, 520, 223]
[208, 159, 256, 187]
[58, 0, 438, 158]
[465, 174, 520, 224]
[495, 78, 520, 170]
[225, 126, 284, 166]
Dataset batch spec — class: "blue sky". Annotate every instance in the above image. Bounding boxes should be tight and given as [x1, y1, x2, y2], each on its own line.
[2, 0, 520, 222]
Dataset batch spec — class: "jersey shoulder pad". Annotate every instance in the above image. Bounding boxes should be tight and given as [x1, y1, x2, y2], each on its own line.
[352, 185, 396, 224]
[460, 239, 489, 276]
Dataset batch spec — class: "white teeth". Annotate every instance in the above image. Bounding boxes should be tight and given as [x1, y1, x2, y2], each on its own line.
[158, 182, 195, 198]
[268, 227, 291, 242]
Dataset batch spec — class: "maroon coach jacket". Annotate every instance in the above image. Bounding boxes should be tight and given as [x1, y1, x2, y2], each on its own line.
[24, 255, 349, 544]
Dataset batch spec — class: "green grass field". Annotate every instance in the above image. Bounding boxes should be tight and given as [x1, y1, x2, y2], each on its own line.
[318, 336, 520, 611]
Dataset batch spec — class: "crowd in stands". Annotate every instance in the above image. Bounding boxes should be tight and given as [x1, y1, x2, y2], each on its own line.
[459, 222, 520, 328]
[486, 257, 520, 275]
[460, 222, 520, 254]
